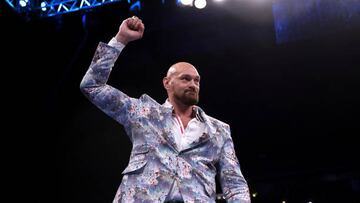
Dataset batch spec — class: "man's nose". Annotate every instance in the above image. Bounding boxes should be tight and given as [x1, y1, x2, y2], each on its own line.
[189, 80, 197, 88]
[188, 80, 198, 90]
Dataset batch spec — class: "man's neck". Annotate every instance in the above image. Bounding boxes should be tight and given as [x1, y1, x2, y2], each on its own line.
[169, 99, 194, 118]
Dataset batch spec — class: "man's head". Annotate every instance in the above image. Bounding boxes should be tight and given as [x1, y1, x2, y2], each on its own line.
[163, 62, 200, 106]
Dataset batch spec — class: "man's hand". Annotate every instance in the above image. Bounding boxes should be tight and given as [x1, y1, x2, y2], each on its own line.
[115, 16, 145, 45]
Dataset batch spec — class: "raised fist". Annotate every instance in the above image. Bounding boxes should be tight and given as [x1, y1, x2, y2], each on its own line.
[115, 16, 145, 45]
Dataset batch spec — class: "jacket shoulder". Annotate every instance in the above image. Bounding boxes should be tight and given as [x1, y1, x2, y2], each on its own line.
[139, 94, 161, 106]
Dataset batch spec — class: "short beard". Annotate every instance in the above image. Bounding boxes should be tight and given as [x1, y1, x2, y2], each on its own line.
[175, 92, 199, 106]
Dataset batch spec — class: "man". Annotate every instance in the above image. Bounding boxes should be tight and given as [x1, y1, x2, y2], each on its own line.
[80, 16, 250, 203]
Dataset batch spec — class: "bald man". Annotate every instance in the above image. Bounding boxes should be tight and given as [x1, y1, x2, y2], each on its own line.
[80, 16, 250, 203]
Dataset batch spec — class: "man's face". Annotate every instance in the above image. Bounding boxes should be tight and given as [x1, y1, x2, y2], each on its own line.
[168, 66, 200, 106]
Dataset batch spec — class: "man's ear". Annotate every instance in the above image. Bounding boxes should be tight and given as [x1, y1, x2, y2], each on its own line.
[163, 77, 170, 90]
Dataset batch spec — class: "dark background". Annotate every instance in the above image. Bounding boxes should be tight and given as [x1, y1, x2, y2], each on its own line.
[2, 0, 359, 202]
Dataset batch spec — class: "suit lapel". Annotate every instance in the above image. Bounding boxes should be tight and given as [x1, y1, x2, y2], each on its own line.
[159, 103, 218, 153]
[161, 128, 180, 152]
[180, 108, 218, 152]
[159, 106, 181, 152]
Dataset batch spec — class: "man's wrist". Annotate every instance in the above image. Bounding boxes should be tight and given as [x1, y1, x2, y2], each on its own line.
[108, 37, 126, 52]
[115, 35, 129, 45]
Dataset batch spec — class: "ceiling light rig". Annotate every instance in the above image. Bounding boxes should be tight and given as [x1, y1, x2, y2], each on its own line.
[5, 0, 218, 20]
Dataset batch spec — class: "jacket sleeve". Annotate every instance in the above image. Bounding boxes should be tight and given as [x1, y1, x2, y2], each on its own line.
[218, 125, 251, 203]
[80, 42, 140, 132]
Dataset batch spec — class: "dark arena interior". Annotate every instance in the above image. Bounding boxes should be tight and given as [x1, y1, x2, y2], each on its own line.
[2, 0, 359, 202]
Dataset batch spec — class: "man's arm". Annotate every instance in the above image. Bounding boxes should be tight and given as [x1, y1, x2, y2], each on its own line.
[218, 125, 251, 203]
[80, 17, 145, 127]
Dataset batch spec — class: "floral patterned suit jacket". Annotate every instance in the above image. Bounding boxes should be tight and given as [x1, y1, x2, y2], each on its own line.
[80, 42, 251, 203]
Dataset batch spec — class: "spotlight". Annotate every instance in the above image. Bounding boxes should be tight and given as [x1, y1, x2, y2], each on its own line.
[194, 0, 206, 9]
[40, 1, 47, 11]
[180, 0, 193, 6]
[19, 0, 28, 7]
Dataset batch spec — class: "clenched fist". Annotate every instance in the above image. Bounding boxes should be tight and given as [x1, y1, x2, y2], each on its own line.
[115, 16, 145, 45]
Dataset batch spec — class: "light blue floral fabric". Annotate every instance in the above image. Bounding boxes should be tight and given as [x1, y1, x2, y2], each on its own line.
[80, 42, 251, 203]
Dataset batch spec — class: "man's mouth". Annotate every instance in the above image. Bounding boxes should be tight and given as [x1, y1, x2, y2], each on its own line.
[186, 90, 197, 94]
